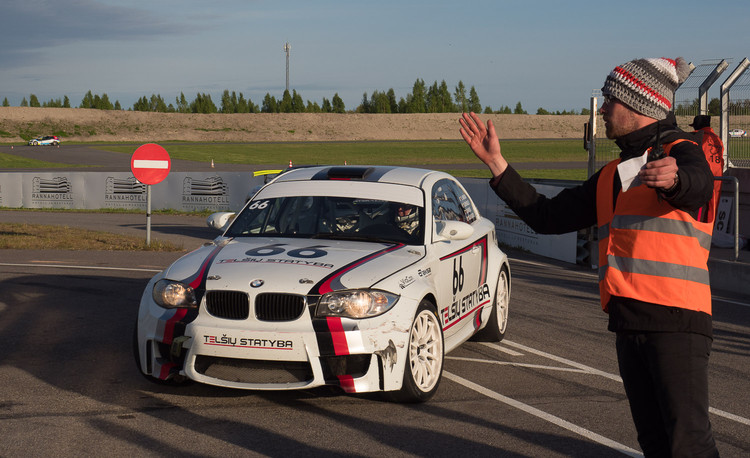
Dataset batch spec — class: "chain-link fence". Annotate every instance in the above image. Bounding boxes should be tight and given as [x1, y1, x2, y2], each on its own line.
[725, 63, 750, 167]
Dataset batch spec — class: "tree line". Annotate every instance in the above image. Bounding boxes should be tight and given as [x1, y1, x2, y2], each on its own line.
[2, 78, 597, 115]
[4, 89, 743, 117]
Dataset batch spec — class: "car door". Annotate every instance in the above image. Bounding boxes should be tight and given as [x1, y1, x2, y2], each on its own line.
[430, 179, 488, 344]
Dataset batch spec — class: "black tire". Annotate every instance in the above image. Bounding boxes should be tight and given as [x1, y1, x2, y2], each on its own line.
[470, 264, 510, 342]
[388, 300, 444, 403]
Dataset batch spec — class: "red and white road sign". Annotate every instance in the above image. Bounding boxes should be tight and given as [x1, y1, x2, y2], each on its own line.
[131, 143, 171, 185]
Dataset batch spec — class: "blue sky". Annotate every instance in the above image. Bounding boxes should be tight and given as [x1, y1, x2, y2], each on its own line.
[2, 0, 749, 112]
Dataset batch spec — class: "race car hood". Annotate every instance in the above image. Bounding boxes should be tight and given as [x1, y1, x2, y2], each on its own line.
[164, 237, 424, 295]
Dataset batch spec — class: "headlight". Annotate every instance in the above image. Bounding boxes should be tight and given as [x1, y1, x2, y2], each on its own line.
[316, 290, 398, 319]
[152, 279, 197, 308]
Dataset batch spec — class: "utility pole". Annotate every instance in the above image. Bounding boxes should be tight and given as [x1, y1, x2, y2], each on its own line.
[283, 42, 291, 92]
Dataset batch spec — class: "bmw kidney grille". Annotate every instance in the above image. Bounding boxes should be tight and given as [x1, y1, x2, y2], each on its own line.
[205, 291, 306, 321]
[255, 293, 306, 321]
[205, 290, 250, 320]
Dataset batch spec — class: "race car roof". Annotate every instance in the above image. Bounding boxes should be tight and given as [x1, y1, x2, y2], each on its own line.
[273, 165, 444, 187]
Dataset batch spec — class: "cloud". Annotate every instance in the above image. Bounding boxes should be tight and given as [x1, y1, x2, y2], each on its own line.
[0, 0, 187, 67]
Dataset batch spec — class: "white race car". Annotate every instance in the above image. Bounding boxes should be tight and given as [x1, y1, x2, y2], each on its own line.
[134, 165, 511, 402]
[28, 135, 61, 146]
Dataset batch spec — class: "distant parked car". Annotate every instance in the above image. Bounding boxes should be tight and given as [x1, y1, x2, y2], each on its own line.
[728, 129, 747, 138]
[28, 135, 61, 146]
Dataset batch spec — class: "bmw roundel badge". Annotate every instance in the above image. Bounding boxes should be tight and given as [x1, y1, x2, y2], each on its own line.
[250, 279, 264, 288]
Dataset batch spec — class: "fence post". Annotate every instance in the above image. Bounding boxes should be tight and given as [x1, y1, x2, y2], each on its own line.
[720, 57, 750, 169]
[699, 60, 729, 115]
[587, 96, 598, 178]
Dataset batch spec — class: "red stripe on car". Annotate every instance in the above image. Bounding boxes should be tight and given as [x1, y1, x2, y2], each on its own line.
[326, 316, 350, 355]
[337, 375, 356, 393]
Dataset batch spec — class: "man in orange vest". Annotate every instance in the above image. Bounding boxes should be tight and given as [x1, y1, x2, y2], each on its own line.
[460, 57, 718, 457]
[690, 114, 725, 221]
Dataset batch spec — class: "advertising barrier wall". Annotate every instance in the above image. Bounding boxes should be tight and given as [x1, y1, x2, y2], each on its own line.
[0, 172, 577, 263]
[460, 179, 576, 264]
[0, 171, 263, 212]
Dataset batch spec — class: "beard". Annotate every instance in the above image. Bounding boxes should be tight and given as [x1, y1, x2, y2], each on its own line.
[604, 110, 643, 139]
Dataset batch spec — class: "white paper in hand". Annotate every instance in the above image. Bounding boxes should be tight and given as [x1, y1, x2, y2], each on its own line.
[617, 151, 648, 192]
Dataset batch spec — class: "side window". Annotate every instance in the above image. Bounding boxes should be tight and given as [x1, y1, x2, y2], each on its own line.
[450, 182, 477, 224]
[432, 179, 467, 222]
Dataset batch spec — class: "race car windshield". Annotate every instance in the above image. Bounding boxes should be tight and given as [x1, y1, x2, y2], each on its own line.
[225, 196, 424, 245]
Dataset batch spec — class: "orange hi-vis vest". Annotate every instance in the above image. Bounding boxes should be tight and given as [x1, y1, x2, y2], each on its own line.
[596, 140, 713, 315]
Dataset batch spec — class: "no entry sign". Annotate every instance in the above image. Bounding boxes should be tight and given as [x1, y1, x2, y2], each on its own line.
[131, 143, 171, 185]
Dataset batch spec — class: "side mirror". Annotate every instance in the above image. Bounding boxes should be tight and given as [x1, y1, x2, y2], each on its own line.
[434, 220, 474, 241]
[206, 212, 236, 231]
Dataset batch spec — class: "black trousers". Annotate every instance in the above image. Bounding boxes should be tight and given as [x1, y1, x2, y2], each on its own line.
[616, 332, 719, 458]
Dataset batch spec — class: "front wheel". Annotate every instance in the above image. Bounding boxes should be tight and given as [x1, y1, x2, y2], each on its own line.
[389, 300, 444, 403]
[471, 264, 510, 342]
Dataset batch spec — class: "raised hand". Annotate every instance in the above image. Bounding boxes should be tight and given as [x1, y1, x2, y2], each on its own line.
[459, 112, 508, 177]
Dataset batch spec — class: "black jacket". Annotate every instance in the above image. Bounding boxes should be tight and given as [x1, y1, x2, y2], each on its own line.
[490, 114, 714, 336]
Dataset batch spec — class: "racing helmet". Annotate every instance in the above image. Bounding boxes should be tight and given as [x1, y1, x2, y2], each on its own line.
[395, 204, 419, 234]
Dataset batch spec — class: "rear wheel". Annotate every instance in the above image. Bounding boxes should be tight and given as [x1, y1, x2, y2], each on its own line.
[471, 264, 510, 342]
[389, 300, 444, 403]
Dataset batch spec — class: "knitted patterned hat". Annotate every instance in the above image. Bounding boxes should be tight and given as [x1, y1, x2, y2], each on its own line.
[601, 57, 691, 120]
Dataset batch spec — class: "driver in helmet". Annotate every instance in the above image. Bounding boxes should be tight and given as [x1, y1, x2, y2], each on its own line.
[395, 204, 419, 235]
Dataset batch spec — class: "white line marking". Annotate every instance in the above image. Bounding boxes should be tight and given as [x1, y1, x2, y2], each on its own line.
[446, 356, 589, 374]
[508, 257, 568, 269]
[443, 371, 643, 457]
[709, 407, 750, 427]
[493, 339, 750, 427]
[480, 342, 523, 356]
[502, 339, 622, 382]
[712, 296, 750, 307]
[0, 262, 161, 273]
[133, 159, 169, 169]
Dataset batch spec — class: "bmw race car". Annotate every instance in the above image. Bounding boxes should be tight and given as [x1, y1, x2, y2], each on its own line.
[134, 165, 511, 402]
[28, 135, 61, 146]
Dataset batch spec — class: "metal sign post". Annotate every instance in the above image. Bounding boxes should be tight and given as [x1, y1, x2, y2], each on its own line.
[146, 185, 152, 246]
[130, 144, 171, 247]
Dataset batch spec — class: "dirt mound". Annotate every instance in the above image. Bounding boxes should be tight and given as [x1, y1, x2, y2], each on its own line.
[0, 107, 590, 143]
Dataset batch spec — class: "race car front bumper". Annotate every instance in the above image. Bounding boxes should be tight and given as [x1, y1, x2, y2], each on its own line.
[136, 283, 414, 394]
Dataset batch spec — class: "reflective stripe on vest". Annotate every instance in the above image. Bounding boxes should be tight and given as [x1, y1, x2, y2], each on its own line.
[611, 214, 712, 251]
[595, 141, 713, 315]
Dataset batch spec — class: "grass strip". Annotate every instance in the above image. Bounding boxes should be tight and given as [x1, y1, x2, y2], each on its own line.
[1, 140, 588, 176]
[97, 139, 588, 166]
[0, 151, 85, 169]
[0, 222, 184, 251]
